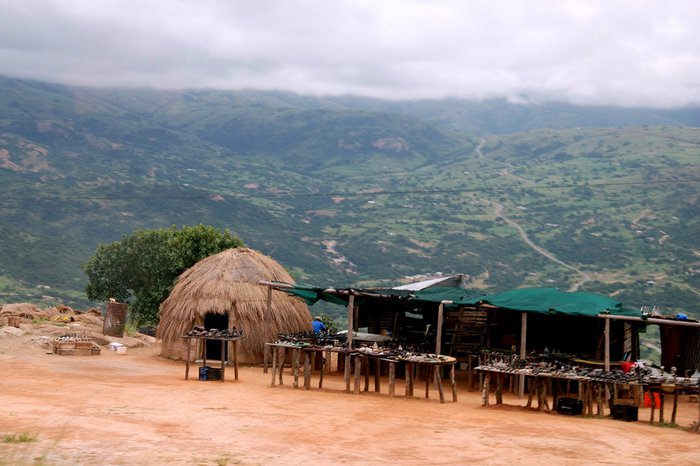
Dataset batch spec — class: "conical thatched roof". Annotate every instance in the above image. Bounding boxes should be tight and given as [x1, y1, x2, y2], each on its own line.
[157, 248, 311, 361]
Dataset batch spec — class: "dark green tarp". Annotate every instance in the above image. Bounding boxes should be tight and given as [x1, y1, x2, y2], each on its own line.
[469, 287, 638, 317]
[275, 282, 640, 317]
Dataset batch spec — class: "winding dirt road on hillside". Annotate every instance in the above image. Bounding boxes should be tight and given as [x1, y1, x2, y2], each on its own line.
[474, 138, 592, 290]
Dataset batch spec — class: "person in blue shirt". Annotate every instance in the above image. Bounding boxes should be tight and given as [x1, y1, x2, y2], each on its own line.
[312, 317, 327, 334]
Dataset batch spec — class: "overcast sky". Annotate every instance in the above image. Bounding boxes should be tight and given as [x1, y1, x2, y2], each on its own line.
[1, 0, 698, 108]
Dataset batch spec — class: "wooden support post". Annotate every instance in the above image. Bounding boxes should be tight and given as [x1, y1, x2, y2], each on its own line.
[347, 294, 355, 349]
[263, 285, 272, 374]
[604, 318, 610, 372]
[604, 318, 611, 402]
[659, 392, 665, 424]
[436, 302, 445, 355]
[649, 388, 656, 424]
[266, 285, 272, 317]
[519, 312, 527, 398]
[354, 356, 362, 394]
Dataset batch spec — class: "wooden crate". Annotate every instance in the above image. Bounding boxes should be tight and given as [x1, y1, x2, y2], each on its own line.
[53, 340, 101, 356]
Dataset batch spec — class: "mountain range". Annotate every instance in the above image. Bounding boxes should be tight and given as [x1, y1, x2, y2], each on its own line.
[1, 75, 699, 318]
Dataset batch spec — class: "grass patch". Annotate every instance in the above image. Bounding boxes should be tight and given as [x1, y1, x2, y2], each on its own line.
[124, 322, 140, 337]
[3, 432, 38, 443]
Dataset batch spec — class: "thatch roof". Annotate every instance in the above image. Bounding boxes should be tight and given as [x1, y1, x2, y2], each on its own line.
[157, 248, 312, 361]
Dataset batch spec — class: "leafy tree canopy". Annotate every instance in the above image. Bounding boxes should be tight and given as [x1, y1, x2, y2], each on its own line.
[82, 225, 244, 325]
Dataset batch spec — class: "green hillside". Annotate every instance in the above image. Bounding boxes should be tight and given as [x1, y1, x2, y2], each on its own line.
[0, 76, 699, 318]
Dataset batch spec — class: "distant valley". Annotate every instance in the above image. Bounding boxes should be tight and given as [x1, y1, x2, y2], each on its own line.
[1, 76, 699, 318]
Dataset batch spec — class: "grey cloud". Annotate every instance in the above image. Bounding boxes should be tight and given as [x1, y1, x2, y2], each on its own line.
[0, 0, 699, 108]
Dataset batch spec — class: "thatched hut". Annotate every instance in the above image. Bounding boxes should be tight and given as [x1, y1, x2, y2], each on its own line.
[157, 248, 312, 363]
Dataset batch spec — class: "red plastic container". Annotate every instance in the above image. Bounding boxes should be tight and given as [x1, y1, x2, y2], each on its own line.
[644, 392, 661, 407]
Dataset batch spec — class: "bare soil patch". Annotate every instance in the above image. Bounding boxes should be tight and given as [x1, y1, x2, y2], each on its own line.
[1, 322, 699, 465]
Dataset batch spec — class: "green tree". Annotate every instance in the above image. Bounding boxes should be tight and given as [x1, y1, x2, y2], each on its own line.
[82, 225, 244, 325]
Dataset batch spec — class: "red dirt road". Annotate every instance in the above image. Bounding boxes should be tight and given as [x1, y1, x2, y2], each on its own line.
[1, 336, 699, 465]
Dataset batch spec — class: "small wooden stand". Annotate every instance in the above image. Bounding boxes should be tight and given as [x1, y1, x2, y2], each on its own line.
[183, 335, 244, 382]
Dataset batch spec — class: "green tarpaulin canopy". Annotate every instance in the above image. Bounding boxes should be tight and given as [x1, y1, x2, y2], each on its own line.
[468, 287, 638, 317]
[273, 282, 640, 317]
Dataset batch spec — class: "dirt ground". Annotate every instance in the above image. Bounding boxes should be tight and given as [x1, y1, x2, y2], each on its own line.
[1, 324, 699, 466]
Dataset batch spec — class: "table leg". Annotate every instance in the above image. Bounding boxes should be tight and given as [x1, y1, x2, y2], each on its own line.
[220, 339, 226, 382]
[344, 354, 351, 392]
[233, 341, 238, 380]
[481, 372, 490, 407]
[496, 374, 503, 405]
[304, 351, 311, 390]
[270, 345, 278, 387]
[526, 378, 534, 409]
[388, 361, 396, 397]
[185, 337, 191, 380]
[363, 355, 370, 392]
[374, 358, 381, 393]
[293, 348, 300, 388]
[425, 365, 431, 399]
[278, 348, 286, 385]
[435, 367, 445, 404]
[354, 356, 362, 394]
[263, 343, 269, 374]
[671, 389, 679, 425]
[319, 353, 325, 389]
[450, 364, 458, 402]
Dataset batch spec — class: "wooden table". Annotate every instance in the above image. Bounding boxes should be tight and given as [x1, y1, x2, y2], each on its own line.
[267, 342, 355, 390]
[477, 367, 617, 416]
[646, 383, 700, 426]
[266, 344, 457, 403]
[401, 356, 458, 404]
[183, 335, 245, 382]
